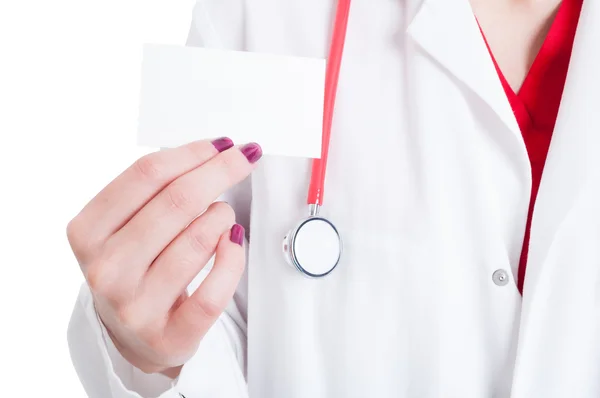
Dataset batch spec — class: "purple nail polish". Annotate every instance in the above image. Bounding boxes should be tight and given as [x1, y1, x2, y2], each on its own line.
[212, 137, 234, 153]
[240, 143, 263, 164]
[230, 224, 245, 246]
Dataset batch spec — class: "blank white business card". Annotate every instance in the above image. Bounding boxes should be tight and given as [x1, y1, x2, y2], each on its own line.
[137, 44, 325, 158]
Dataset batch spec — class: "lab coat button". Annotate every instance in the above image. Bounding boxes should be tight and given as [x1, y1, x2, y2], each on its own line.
[492, 269, 509, 286]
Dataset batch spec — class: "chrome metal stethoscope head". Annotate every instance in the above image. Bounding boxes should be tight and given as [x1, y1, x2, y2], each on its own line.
[282, 205, 342, 278]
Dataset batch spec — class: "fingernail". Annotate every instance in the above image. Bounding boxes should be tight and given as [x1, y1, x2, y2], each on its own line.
[240, 143, 263, 164]
[212, 137, 234, 153]
[230, 224, 245, 246]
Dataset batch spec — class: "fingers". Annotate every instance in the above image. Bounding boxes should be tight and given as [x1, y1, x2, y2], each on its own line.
[68, 138, 234, 264]
[139, 202, 236, 317]
[103, 143, 260, 280]
[164, 224, 246, 350]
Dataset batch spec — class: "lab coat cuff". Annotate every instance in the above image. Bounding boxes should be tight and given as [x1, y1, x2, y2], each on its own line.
[80, 285, 185, 398]
[174, 319, 250, 398]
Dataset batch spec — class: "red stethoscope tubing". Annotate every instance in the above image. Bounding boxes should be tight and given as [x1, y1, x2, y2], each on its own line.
[307, 0, 352, 206]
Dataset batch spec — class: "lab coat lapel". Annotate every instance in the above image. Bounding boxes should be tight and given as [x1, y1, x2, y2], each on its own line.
[521, 0, 600, 301]
[405, 0, 521, 139]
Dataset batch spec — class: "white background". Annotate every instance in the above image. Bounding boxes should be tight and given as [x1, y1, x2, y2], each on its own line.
[0, 1, 194, 395]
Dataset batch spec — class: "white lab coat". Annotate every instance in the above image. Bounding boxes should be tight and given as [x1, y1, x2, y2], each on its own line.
[67, 0, 600, 397]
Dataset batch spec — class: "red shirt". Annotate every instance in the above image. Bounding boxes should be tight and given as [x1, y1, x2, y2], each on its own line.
[480, 0, 584, 294]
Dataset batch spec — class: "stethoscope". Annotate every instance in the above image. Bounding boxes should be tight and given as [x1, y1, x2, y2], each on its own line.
[282, 0, 351, 278]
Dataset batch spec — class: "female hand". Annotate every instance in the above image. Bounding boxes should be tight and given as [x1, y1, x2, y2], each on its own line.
[67, 138, 262, 376]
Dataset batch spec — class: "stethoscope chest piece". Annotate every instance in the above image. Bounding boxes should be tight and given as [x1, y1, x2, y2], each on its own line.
[283, 208, 342, 278]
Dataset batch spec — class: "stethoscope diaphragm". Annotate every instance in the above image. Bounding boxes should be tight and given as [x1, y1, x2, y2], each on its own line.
[283, 209, 342, 278]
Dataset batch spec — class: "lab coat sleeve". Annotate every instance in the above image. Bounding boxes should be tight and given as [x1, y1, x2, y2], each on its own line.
[67, 2, 252, 397]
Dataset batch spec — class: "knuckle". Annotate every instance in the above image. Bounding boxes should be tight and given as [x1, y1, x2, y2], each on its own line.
[191, 295, 223, 319]
[165, 184, 194, 214]
[86, 255, 122, 299]
[165, 256, 198, 284]
[187, 227, 215, 256]
[66, 217, 92, 258]
[86, 262, 110, 295]
[65, 218, 80, 246]
[133, 153, 165, 182]
[85, 263, 115, 299]
[164, 183, 193, 213]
